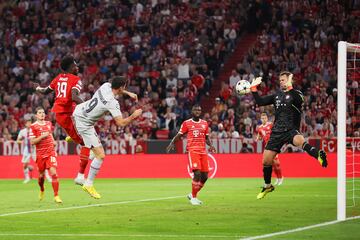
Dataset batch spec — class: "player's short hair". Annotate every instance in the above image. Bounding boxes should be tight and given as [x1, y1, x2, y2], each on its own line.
[35, 107, 44, 114]
[111, 76, 127, 89]
[261, 112, 268, 117]
[279, 71, 292, 77]
[60, 56, 75, 72]
[192, 104, 201, 110]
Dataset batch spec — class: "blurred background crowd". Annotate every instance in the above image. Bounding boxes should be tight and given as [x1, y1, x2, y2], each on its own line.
[0, 0, 359, 145]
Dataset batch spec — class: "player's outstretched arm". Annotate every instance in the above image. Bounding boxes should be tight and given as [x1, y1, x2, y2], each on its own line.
[166, 133, 183, 153]
[250, 77, 275, 106]
[114, 109, 142, 127]
[34, 83, 53, 94]
[71, 88, 84, 104]
[122, 90, 138, 102]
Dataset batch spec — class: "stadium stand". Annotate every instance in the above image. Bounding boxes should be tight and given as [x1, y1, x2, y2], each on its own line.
[0, 0, 359, 143]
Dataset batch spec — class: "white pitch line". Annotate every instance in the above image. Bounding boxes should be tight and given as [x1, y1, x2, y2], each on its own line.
[240, 215, 360, 240]
[0, 195, 184, 217]
[0, 233, 240, 239]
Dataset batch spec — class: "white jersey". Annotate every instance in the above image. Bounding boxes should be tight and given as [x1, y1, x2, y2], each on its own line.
[17, 128, 34, 155]
[73, 82, 122, 127]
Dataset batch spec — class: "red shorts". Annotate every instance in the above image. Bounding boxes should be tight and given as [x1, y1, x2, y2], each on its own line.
[55, 113, 84, 145]
[188, 152, 209, 172]
[36, 155, 57, 172]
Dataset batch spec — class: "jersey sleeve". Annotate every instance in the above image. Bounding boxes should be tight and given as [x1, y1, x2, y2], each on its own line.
[205, 122, 210, 135]
[108, 100, 122, 118]
[29, 126, 36, 139]
[17, 129, 24, 140]
[49, 76, 57, 90]
[292, 90, 304, 113]
[72, 77, 82, 92]
[179, 122, 188, 134]
[252, 92, 275, 106]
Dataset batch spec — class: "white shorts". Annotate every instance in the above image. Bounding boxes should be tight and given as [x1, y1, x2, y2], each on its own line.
[74, 116, 102, 148]
[21, 153, 35, 163]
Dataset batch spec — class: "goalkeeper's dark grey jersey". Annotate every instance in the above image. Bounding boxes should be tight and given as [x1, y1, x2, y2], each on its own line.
[252, 89, 304, 133]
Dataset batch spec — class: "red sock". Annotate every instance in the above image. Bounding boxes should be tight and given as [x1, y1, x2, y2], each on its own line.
[79, 147, 90, 174]
[273, 162, 282, 178]
[38, 176, 45, 192]
[51, 174, 59, 196]
[192, 181, 204, 198]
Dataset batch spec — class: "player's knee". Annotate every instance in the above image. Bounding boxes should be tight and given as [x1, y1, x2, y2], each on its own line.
[49, 167, 57, 175]
[293, 135, 305, 147]
[193, 170, 201, 181]
[262, 156, 273, 165]
[200, 172, 208, 183]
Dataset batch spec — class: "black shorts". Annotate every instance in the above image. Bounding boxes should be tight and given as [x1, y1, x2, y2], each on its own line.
[265, 129, 301, 153]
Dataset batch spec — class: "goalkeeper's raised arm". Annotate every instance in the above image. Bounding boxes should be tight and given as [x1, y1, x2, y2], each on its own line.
[250, 77, 275, 106]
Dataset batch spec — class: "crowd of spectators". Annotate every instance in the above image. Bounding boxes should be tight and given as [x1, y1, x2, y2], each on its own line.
[0, 0, 250, 142]
[211, 0, 360, 145]
[0, 0, 359, 147]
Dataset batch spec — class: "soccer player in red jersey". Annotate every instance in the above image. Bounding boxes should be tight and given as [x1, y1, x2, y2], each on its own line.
[256, 112, 283, 185]
[30, 107, 62, 203]
[166, 105, 216, 205]
[35, 56, 90, 185]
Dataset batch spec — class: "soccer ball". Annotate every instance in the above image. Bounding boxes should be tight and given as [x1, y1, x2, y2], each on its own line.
[235, 80, 251, 95]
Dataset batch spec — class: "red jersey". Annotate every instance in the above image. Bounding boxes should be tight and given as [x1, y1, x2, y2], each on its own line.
[258, 122, 273, 144]
[179, 119, 209, 154]
[49, 73, 82, 113]
[30, 121, 55, 158]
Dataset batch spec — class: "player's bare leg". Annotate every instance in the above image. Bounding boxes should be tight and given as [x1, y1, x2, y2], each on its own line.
[293, 135, 328, 167]
[38, 171, 45, 201]
[82, 146, 104, 199]
[257, 150, 277, 199]
[273, 155, 283, 185]
[49, 167, 62, 203]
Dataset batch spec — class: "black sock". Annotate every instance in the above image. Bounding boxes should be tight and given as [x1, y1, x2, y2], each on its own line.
[302, 142, 319, 159]
[263, 165, 272, 185]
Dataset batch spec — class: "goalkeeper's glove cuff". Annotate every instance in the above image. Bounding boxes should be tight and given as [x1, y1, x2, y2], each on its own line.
[250, 86, 258, 92]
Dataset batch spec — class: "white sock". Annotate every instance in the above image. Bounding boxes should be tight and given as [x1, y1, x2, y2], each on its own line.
[77, 173, 85, 179]
[45, 170, 51, 180]
[24, 168, 29, 179]
[85, 158, 103, 186]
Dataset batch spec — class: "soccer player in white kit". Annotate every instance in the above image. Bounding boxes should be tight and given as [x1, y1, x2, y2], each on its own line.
[17, 119, 35, 183]
[73, 76, 142, 199]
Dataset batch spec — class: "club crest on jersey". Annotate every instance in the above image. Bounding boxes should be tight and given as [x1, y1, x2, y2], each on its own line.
[192, 125, 195, 128]
[201, 125, 205, 129]
[193, 130, 199, 137]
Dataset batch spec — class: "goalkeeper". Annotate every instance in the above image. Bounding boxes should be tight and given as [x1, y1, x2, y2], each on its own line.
[250, 71, 328, 199]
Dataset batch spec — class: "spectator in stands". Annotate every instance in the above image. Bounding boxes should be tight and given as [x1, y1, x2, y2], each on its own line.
[229, 70, 241, 89]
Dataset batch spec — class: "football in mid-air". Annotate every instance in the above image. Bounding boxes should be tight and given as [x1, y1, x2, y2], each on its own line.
[235, 80, 251, 95]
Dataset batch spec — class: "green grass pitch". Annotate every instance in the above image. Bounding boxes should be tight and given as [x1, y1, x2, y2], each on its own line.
[0, 178, 359, 240]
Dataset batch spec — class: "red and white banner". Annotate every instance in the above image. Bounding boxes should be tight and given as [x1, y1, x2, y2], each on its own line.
[0, 153, 338, 179]
[1, 138, 359, 156]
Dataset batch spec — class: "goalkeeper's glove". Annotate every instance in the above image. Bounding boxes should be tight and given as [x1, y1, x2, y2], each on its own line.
[250, 77, 262, 92]
[286, 73, 293, 90]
